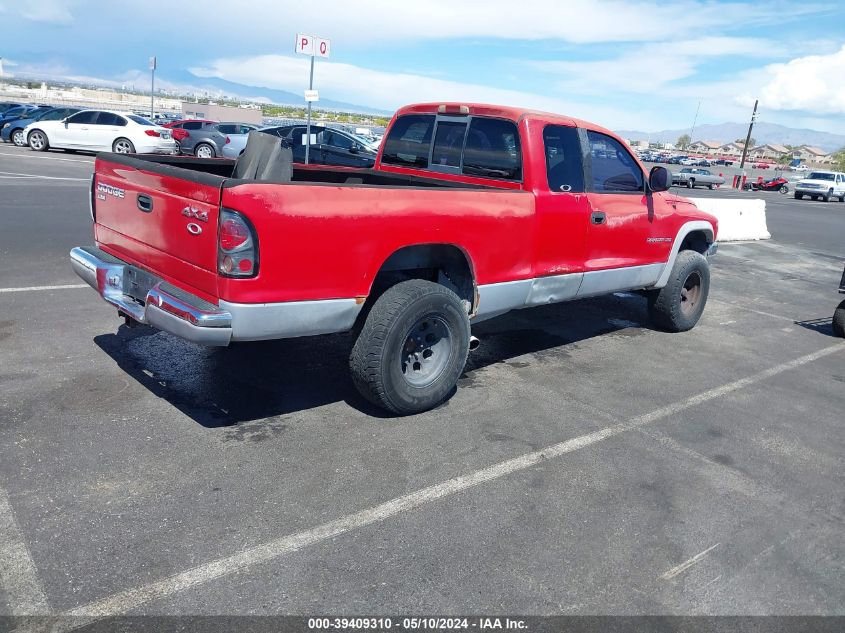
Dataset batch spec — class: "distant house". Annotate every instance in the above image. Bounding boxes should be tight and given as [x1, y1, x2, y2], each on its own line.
[748, 144, 791, 161]
[688, 140, 722, 153]
[718, 142, 745, 157]
[794, 145, 833, 165]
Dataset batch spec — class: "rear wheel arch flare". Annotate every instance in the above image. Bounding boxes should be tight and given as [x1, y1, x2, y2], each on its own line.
[368, 244, 477, 312]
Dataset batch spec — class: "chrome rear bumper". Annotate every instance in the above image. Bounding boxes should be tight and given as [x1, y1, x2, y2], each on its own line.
[70, 246, 233, 346]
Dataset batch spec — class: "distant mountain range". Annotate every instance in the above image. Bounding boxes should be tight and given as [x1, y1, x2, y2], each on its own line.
[617, 122, 845, 153]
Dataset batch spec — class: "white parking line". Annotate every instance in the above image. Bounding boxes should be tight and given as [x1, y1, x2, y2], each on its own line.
[0, 171, 89, 182]
[0, 284, 88, 293]
[0, 150, 93, 164]
[0, 489, 51, 615]
[660, 543, 720, 579]
[44, 342, 842, 622]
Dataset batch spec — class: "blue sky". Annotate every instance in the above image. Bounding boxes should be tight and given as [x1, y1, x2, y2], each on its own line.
[1, 0, 844, 134]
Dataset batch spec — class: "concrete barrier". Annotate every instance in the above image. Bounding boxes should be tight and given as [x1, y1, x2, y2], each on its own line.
[687, 197, 771, 242]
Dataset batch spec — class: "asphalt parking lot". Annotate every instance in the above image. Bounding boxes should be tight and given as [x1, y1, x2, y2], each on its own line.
[1, 143, 843, 621]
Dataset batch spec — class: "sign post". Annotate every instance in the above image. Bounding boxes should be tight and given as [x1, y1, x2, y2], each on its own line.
[149, 56, 157, 120]
[295, 34, 331, 164]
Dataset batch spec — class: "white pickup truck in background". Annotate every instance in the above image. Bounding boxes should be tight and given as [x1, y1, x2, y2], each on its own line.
[794, 171, 845, 202]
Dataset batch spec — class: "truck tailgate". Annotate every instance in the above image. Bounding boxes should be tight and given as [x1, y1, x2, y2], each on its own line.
[93, 155, 225, 300]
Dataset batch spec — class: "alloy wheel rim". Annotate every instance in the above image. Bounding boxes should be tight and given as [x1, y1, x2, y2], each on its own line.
[115, 141, 131, 154]
[31, 134, 44, 149]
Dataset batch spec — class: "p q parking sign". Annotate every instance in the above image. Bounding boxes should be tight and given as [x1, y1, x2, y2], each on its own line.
[295, 33, 331, 58]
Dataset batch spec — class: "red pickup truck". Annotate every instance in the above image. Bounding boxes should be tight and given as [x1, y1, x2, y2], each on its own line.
[71, 102, 718, 415]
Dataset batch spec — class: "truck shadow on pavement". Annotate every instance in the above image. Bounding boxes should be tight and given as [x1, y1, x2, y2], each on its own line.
[93, 292, 651, 427]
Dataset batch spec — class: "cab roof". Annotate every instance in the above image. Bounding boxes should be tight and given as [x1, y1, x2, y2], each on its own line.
[394, 102, 618, 137]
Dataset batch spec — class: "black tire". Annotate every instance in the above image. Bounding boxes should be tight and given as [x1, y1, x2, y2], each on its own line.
[194, 143, 215, 158]
[112, 138, 135, 154]
[687, 179, 694, 189]
[349, 279, 470, 415]
[779, 185, 788, 194]
[11, 128, 26, 147]
[811, 195, 818, 201]
[839, 194, 845, 202]
[794, 192, 802, 200]
[707, 183, 714, 190]
[833, 300, 845, 338]
[647, 250, 710, 332]
[822, 190, 832, 203]
[27, 129, 49, 151]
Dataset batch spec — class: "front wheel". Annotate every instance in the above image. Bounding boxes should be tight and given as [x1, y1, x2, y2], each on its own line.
[11, 129, 26, 147]
[779, 185, 789, 194]
[647, 250, 710, 332]
[794, 192, 803, 200]
[112, 138, 135, 154]
[28, 129, 49, 151]
[687, 179, 694, 189]
[822, 190, 832, 202]
[350, 279, 470, 415]
[833, 300, 845, 338]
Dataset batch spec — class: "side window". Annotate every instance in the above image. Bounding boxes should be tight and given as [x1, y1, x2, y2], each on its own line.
[183, 121, 203, 130]
[381, 114, 435, 168]
[430, 121, 467, 168]
[95, 112, 126, 126]
[586, 131, 644, 193]
[66, 111, 98, 125]
[323, 130, 354, 150]
[463, 117, 522, 180]
[543, 124, 584, 192]
[217, 124, 236, 134]
[41, 110, 65, 122]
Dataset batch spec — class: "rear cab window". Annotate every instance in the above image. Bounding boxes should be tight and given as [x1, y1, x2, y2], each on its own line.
[543, 125, 584, 192]
[381, 113, 522, 181]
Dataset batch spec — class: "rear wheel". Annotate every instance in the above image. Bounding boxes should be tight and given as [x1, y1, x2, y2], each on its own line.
[707, 183, 714, 190]
[687, 179, 695, 189]
[11, 129, 26, 147]
[647, 250, 710, 332]
[195, 143, 215, 158]
[794, 192, 802, 200]
[112, 138, 135, 154]
[834, 300, 845, 338]
[779, 185, 788, 194]
[27, 129, 49, 151]
[350, 279, 470, 415]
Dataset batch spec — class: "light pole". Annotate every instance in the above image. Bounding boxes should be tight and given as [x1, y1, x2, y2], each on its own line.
[149, 56, 156, 119]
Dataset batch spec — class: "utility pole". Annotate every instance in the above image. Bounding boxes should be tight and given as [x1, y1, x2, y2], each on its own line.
[688, 100, 701, 143]
[738, 99, 758, 170]
[149, 56, 157, 119]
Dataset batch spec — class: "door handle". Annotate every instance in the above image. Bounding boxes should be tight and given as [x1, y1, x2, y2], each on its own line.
[137, 194, 153, 213]
[591, 211, 606, 225]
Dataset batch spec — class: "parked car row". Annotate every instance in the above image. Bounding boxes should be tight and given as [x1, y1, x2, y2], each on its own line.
[3, 107, 177, 154]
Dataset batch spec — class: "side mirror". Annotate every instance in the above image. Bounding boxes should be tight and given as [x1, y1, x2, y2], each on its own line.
[648, 165, 672, 192]
[63, 119, 69, 127]
[349, 146, 360, 154]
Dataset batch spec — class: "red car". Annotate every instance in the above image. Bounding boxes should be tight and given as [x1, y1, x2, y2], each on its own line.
[71, 102, 718, 414]
[162, 118, 216, 142]
[753, 162, 770, 169]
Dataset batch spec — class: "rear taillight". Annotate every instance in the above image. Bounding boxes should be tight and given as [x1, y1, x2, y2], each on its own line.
[144, 129, 161, 137]
[218, 209, 258, 278]
[225, 136, 231, 145]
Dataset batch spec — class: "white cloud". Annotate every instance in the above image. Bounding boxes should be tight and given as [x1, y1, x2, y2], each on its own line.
[529, 37, 783, 94]
[0, 0, 75, 24]
[189, 54, 649, 128]
[758, 44, 845, 114]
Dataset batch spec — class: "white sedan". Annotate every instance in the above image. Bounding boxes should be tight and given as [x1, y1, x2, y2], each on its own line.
[25, 110, 177, 154]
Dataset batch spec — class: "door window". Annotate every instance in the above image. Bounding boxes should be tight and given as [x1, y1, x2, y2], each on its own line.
[381, 114, 434, 168]
[543, 125, 584, 192]
[586, 131, 644, 193]
[182, 121, 205, 130]
[95, 112, 127, 126]
[65, 111, 99, 125]
[462, 117, 521, 180]
[322, 130, 354, 150]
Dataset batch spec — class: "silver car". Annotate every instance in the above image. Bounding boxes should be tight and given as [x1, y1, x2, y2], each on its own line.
[178, 122, 258, 158]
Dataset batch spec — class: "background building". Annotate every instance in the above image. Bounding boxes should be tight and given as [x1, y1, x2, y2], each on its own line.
[181, 102, 263, 124]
